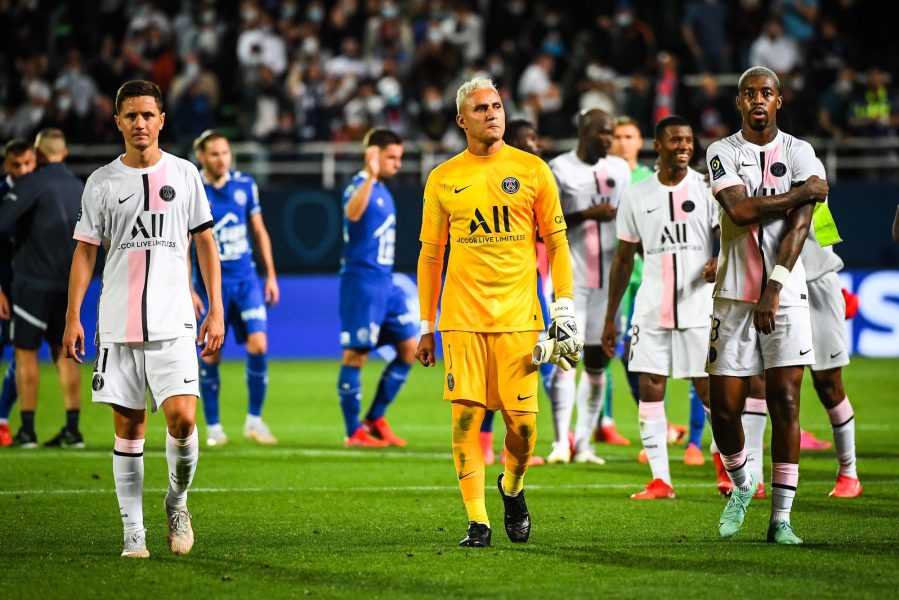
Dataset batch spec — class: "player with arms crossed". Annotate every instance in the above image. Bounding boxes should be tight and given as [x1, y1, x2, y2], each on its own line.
[602, 116, 719, 500]
[705, 67, 829, 545]
[416, 78, 579, 547]
[338, 128, 416, 448]
[192, 131, 279, 447]
[64, 80, 224, 558]
[547, 109, 631, 465]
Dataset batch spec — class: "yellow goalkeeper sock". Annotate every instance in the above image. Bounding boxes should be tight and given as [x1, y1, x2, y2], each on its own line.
[452, 401, 488, 524]
[500, 410, 537, 496]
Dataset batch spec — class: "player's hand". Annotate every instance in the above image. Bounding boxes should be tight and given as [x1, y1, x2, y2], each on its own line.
[582, 204, 617, 222]
[265, 275, 280, 306]
[800, 175, 829, 203]
[415, 333, 436, 367]
[753, 284, 781, 335]
[191, 290, 206, 320]
[601, 319, 618, 358]
[532, 338, 576, 371]
[363, 145, 380, 178]
[198, 306, 225, 357]
[702, 257, 718, 283]
[0, 289, 9, 320]
[548, 298, 584, 366]
[62, 320, 85, 363]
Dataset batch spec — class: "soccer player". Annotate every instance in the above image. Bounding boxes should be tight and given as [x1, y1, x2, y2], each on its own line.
[0, 140, 35, 446]
[546, 108, 631, 465]
[63, 80, 224, 558]
[0, 129, 84, 448]
[705, 67, 830, 545]
[338, 128, 416, 448]
[416, 78, 578, 547]
[602, 116, 719, 500]
[479, 118, 548, 468]
[192, 130, 279, 447]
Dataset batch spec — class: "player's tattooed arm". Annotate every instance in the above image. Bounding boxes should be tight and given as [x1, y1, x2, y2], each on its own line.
[601, 240, 639, 357]
[715, 175, 828, 226]
[753, 203, 813, 334]
[63, 241, 99, 363]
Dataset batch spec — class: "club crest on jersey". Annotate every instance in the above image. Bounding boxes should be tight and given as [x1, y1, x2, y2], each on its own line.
[92, 374, 104, 391]
[447, 373, 455, 391]
[606, 178, 616, 188]
[682, 200, 695, 213]
[159, 185, 176, 202]
[710, 155, 725, 180]
[233, 189, 248, 206]
[501, 177, 520, 194]
[770, 162, 787, 177]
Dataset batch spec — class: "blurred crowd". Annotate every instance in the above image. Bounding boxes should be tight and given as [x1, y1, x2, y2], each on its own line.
[0, 0, 896, 152]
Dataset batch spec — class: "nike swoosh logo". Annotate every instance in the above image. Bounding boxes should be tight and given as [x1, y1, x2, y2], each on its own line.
[647, 207, 660, 213]
[741, 162, 755, 167]
[118, 193, 135, 204]
[454, 185, 472, 194]
[830, 351, 842, 359]
[184, 377, 197, 383]
[516, 394, 533, 401]
[799, 349, 812, 356]
[458, 470, 475, 480]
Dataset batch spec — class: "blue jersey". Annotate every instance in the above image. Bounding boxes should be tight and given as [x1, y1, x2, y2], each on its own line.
[341, 171, 396, 278]
[202, 170, 261, 283]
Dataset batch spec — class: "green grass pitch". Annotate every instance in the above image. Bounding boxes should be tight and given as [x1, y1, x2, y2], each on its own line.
[1, 357, 897, 598]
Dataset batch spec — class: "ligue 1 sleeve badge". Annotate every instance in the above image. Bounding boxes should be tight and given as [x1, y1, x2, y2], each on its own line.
[501, 177, 520, 194]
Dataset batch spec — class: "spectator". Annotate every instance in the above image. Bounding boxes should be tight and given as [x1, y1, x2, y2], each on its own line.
[517, 54, 555, 109]
[53, 49, 98, 119]
[749, 20, 802, 75]
[620, 73, 654, 137]
[417, 85, 455, 146]
[818, 68, 856, 141]
[682, 0, 730, 73]
[778, 0, 819, 44]
[653, 51, 682, 124]
[237, 10, 288, 77]
[606, 8, 654, 74]
[576, 59, 618, 115]
[689, 74, 735, 140]
[342, 79, 385, 141]
[781, 68, 817, 136]
[849, 68, 899, 138]
[246, 65, 289, 140]
[808, 19, 856, 89]
[440, 1, 485, 66]
[362, 0, 414, 70]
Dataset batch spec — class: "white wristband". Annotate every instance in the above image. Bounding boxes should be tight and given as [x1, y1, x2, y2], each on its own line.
[420, 320, 434, 335]
[768, 265, 790, 286]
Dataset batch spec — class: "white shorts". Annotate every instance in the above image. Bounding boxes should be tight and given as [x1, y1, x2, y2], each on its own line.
[628, 322, 710, 379]
[808, 272, 850, 371]
[90, 337, 200, 412]
[706, 299, 814, 377]
[574, 284, 610, 346]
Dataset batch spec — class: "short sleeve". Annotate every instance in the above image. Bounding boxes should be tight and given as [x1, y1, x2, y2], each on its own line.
[790, 141, 825, 183]
[187, 165, 213, 233]
[616, 188, 640, 243]
[701, 175, 719, 229]
[419, 171, 449, 245]
[534, 160, 566, 238]
[73, 176, 104, 246]
[248, 179, 261, 216]
[707, 142, 744, 195]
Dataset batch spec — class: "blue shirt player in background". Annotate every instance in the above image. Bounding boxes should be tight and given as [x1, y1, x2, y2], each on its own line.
[192, 130, 280, 446]
[338, 128, 416, 448]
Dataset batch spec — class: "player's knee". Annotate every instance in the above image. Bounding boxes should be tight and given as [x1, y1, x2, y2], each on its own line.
[811, 369, 844, 404]
[246, 333, 267, 354]
[200, 351, 222, 366]
[397, 338, 417, 364]
[342, 349, 369, 368]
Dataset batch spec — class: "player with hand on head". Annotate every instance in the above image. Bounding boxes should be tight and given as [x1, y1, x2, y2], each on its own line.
[192, 131, 279, 447]
[63, 80, 224, 558]
[546, 108, 631, 465]
[416, 78, 577, 547]
[705, 67, 830, 545]
[602, 116, 720, 500]
[338, 128, 416, 448]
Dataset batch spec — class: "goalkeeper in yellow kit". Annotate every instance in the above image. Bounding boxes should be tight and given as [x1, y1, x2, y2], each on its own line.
[415, 78, 580, 547]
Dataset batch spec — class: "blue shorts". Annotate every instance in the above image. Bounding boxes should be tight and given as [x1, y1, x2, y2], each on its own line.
[198, 278, 267, 344]
[339, 273, 416, 349]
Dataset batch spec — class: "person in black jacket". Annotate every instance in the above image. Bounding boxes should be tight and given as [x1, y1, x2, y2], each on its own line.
[0, 129, 83, 448]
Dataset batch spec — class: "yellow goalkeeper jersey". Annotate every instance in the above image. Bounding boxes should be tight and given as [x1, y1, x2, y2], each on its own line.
[420, 143, 566, 333]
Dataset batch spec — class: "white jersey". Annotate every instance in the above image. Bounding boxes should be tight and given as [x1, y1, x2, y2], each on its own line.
[800, 159, 844, 281]
[74, 152, 213, 343]
[549, 151, 630, 290]
[617, 168, 718, 329]
[706, 130, 823, 306]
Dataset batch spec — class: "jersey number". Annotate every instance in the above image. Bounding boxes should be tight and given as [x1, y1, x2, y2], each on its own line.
[374, 215, 396, 266]
[94, 348, 109, 373]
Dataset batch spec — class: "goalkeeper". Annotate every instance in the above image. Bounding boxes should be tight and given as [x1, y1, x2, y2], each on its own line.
[416, 78, 580, 548]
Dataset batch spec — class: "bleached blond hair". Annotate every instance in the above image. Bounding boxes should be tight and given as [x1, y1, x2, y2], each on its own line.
[738, 66, 781, 93]
[455, 77, 499, 114]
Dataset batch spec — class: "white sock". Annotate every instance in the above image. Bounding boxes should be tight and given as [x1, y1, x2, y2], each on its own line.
[638, 401, 670, 485]
[742, 397, 768, 484]
[771, 463, 798, 524]
[827, 398, 857, 478]
[721, 448, 752, 492]
[574, 370, 605, 453]
[550, 368, 576, 445]
[113, 436, 145, 533]
[165, 427, 199, 509]
[245, 414, 262, 428]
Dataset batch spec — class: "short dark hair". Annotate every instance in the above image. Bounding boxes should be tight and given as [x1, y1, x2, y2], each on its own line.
[193, 129, 228, 153]
[504, 119, 536, 145]
[654, 115, 692, 141]
[115, 80, 164, 115]
[363, 128, 402, 148]
[3, 139, 32, 158]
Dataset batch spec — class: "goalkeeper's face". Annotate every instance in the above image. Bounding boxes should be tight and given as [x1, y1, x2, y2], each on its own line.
[378, 143, 403, 180]
[457, 88, 505, 146]
[198, 137, 232, 179]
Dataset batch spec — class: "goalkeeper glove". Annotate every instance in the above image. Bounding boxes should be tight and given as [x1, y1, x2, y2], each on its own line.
[547, 298, 583, 366]
[532, 338, 577, 371]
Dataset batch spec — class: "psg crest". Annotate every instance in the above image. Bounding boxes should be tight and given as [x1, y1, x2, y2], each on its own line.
[92, 374, 104, 391]
[770, 162, 787, 177]
[501, 177, 520, 194]
[159, 185, 177, 201]
[447, 373, 455, 391]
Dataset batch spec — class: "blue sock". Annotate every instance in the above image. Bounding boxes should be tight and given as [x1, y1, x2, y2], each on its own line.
[480, 410, 495, 433]
[0, 357, 17, 420]
[199, 360, 220, 426]
[539, 362, 554, 397]
[688, 384, 705, 448]
[365, 359, 411, 421]
[338, 365, 362, 437]
[246, 353, 268, 418]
